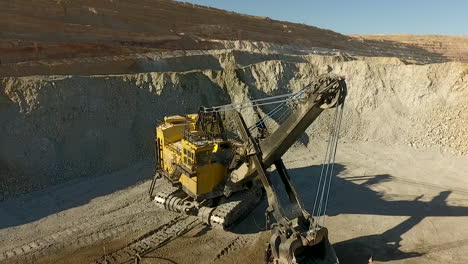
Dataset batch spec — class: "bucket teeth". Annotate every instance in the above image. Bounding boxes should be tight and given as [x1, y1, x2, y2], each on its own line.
[266, 227, 339, 264]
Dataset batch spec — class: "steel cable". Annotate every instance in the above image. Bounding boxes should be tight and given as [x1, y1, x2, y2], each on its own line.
[311, 94, 345, 231]
[320, 101, 345, 226]
[203, 89, 306, 113]
[311, 104, 339, 220]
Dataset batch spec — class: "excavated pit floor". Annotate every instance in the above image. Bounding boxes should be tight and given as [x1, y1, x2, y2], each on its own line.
[1, 142, 468, 264]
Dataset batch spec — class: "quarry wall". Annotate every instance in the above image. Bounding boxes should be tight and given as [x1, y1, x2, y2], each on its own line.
[1, 53, 467, 198]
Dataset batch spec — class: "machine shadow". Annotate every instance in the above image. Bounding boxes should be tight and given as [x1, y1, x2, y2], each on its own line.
[232, 163, 468, 263]
[0, 162, 152, 229]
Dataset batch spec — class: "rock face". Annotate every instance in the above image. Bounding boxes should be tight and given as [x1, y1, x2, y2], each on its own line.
[1, 0, 467, 198]
[1, 53, 467, 197]
[352, 34, 468, 63]
[1, 0, 466, 64]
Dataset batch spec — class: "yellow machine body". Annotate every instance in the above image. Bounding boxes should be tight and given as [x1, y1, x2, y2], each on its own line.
[156, 114, 228, 197]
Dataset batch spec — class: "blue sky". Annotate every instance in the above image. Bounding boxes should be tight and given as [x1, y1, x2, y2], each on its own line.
[178, 0, 468, 35]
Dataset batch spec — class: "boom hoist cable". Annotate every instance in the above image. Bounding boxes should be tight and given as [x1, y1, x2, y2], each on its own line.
[311, 94, 346, 233]
[201, 89, 306, 114]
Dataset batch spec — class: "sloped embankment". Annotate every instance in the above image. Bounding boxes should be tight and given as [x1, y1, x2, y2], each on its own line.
[1, 54, 467, 197]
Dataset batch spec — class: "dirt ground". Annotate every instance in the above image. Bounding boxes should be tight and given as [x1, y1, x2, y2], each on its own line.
[1, 142, 468, 264]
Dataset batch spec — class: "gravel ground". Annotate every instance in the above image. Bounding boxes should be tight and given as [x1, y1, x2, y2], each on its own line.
[1, 142, 468, 264]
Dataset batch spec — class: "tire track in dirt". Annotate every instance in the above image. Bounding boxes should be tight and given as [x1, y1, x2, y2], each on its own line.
[93, 216, 202, 264]
[0, 211, 164, 264]
[213, 235, 252, 262]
